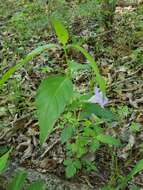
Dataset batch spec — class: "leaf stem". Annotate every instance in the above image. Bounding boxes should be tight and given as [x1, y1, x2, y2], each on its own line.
[63, 45, 71, 78]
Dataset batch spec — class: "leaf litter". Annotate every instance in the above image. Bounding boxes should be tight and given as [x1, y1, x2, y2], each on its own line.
[0, 1, 143, 189]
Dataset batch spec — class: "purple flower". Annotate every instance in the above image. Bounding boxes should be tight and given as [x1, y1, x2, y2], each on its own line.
[88, 87, 108, 108]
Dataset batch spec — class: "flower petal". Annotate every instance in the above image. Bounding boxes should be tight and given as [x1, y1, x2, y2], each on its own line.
[88, 87, 108, 107]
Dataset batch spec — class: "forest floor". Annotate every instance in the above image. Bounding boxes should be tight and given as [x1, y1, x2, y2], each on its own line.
[0, 0, 143, 189]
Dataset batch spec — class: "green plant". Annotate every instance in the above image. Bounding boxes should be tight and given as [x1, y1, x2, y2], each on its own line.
[62, 112, 120, 177]
[0, 150, 45, 190]
[117, 105, 130, 119]
[7, 170, 27, 190]
[64, 159, 82, 178]
[9, 1, 49, 41]
[130, 48, 143, 64]
[73, 0, 101, 19]
[37, 18, 107, 145]
[0, 19, 126, 180]
[1, 1, 143, 189]
[130, 122, 141, 133]
[101, 0, 117, 30]
[0, 19, 106, 145]
[7, 169, 45, 190]
[118, 159, 143, 189]
[0, 149, 11, 173]
[59, 97, 120, 177]
[102, 159, 143, 189]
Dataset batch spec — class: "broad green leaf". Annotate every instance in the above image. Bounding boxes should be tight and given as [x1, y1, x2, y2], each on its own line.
[76, 147, 87, 158]
[36, 75, 73, 144]
[67, 44, 106, 93]
[0, 44, 58, 88]
[61, 126, 73, 144]
[83, 127, 94, 137]
[27, 180, 45, 190]
[7, 170, 27, 190]
[64, 159, 73, 166]
[65, 163, 77, 178]
[93, 125, 104, 135]
[52, 19, 69, 45]
[73, 160, 81, 170]
[0, 149, 11, 173]
[96, 134, 121, 146]
[64, 159, 81, 177]
[81, 103, 116, 122]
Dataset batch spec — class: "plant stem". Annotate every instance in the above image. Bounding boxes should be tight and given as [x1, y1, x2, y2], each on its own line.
[63, 46, 71, 78]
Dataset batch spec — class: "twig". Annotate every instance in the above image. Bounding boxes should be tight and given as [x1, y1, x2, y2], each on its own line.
[40, 139, 60, 159]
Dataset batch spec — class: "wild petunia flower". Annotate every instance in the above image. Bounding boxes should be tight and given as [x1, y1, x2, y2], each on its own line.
[88, 87, 108, 108]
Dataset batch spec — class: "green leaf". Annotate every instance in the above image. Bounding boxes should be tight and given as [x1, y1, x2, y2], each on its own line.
[52, 19, 69, 46]
[64, 159, 73, 166]
[130, 122, 141, 133]
[96, 134, 121, 146]
[73, 160, 81, 170]
[36, 75, 73, 144]
[76, 136, 88, 147]
[68, 60, 91, 76]
[61, 126, 73, 144]
[127, 159, 143, 183]
[0, 146, 9, 156]
[93, 125, 104, 135]
[7, 170, 27, 190]
[68, 44, 106, 93]
[0, 149, 11, 173]
[0, 44, 58, 88]
[83, 127, 94, 137]
[90, 139, 100, 152]
[76, 147, 87, 158]
[27, 180, 45, 190]
[81, 103, 116, 122]
[119, 159, 143, 189]
[65, 163, 77, 178]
